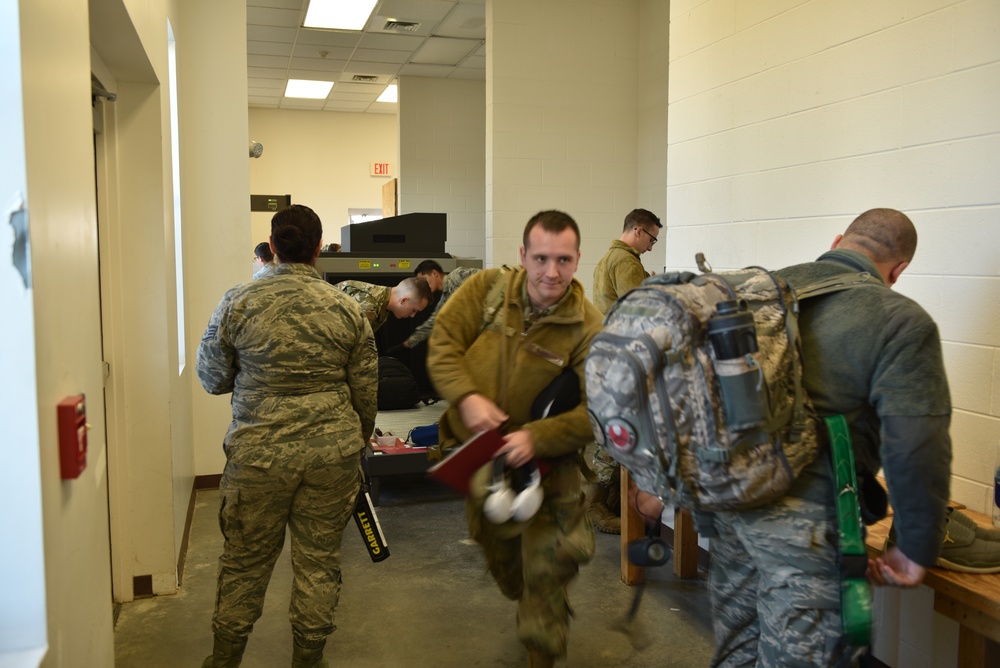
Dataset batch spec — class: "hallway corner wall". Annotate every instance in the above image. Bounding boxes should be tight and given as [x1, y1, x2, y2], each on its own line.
[178, 0, 253, 479]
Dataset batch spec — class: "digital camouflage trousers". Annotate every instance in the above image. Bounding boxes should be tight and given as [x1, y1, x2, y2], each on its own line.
[707, 468, 863, 668]
[212, 441, 360, 647]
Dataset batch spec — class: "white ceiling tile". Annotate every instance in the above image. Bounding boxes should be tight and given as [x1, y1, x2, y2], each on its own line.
[400, 63, 455, 77]
[342, 61, 403, 76]
[289, 57, 348, 73]
[247, 7, 301, 28]
[357, 32, 425, 51]
[462, 54, 485, 68]
[248, 66, 289, 79]
[352, 48, 410, 64]
[248, 40, 294, 57]
[248, 54, 290, 69]
[249, 78, 287, 91]
[248, 0, 303, 9]
[247, 25, 298, 43]
[245, 0, 487, 115]
[285, 69, 338, 81]
[328, 92, 378, 102]
[434, 2, 485, 39]
[411, 36, 479, 65]
[295, 29, 363, 48]
[292, 44, 353, 60]
[333, 80, 386, 92]
[377, 0, 454, 23]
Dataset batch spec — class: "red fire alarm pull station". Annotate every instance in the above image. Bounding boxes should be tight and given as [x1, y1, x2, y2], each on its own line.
[57, 394, 89, 479]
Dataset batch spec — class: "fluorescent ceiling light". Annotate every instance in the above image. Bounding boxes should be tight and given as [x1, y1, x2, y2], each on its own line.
[376, 84, 398, 103]
[284, 79, 334, 99]
[304, 0, 377, 31]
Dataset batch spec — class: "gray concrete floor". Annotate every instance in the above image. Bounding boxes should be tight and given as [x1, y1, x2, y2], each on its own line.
[114, 473, 715, 667]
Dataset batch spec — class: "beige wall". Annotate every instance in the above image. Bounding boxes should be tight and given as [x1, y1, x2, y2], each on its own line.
[248, 108, 398, 256]
[488, 0, 640, 293]
[181, 1, 252, 482]
[666, 0, 1000, 665]
[399, 76, 486, 260]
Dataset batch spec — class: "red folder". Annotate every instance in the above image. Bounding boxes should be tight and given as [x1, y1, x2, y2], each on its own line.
[427, 429, 505, 495]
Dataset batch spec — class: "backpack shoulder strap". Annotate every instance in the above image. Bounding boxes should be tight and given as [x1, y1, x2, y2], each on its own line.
[794, 271, 879, 301]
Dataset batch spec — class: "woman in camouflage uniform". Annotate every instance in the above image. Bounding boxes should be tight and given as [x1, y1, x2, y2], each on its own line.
[197, 205, 378, 668]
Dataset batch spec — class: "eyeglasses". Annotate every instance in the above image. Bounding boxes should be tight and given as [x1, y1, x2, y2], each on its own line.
[636, 227, 658, 245]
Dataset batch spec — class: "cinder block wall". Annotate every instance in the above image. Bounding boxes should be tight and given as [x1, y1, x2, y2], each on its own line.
[399, 76, 487, 260]
[666, 0, 1000, 665]
[487, 0, 640, 287]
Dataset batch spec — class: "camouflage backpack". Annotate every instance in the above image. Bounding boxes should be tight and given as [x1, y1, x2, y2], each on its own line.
[585, 262, 872, 518]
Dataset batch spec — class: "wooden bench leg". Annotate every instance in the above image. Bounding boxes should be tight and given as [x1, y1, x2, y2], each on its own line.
[620, 468, 645, 585]
[673, 507, 698, 579]
[958, 626, 1000, 667]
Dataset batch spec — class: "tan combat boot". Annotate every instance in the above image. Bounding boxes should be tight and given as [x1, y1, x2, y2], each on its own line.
[201, 635, 247, 668]
[585, 482, 621, 535]
[291, 638, 329, 668]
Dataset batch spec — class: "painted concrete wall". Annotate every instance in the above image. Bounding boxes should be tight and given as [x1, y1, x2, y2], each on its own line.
[247, 108, 398, 261]
[19, 0, 117, 661]
[666, 0, 1000, 665]
[488, 0, 640, 293]
[399, 76, 487, 260]
[181, 0, 253, 484]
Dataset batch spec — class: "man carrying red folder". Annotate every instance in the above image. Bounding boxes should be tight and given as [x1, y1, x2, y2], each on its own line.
[428, 210, 603, 668]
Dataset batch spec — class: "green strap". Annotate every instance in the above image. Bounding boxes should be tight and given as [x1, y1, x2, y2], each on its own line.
[824, 414, 872, 647]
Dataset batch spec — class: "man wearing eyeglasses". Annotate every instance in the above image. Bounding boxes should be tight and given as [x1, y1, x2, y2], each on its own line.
[589, 208, 663, 533]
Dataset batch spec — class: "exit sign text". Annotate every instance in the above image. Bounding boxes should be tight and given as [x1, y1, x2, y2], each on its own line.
[370, 162, 392, 176]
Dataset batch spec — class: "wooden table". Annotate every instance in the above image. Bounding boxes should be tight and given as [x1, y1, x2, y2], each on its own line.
[866, 508, 1000, 666]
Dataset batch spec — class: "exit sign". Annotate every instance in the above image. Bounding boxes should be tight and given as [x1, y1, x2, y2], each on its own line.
[370, 162, 392, 176]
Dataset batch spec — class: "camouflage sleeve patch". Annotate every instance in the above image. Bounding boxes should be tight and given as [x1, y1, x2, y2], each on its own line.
[202, 325, 217, 341]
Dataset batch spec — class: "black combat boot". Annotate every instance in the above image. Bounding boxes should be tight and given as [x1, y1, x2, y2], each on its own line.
[200, 635, 247, 668]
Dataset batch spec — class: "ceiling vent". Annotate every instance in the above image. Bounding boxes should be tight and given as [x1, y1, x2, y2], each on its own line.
[383, 20, 420, 32]
[352, 75, 379, 83]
